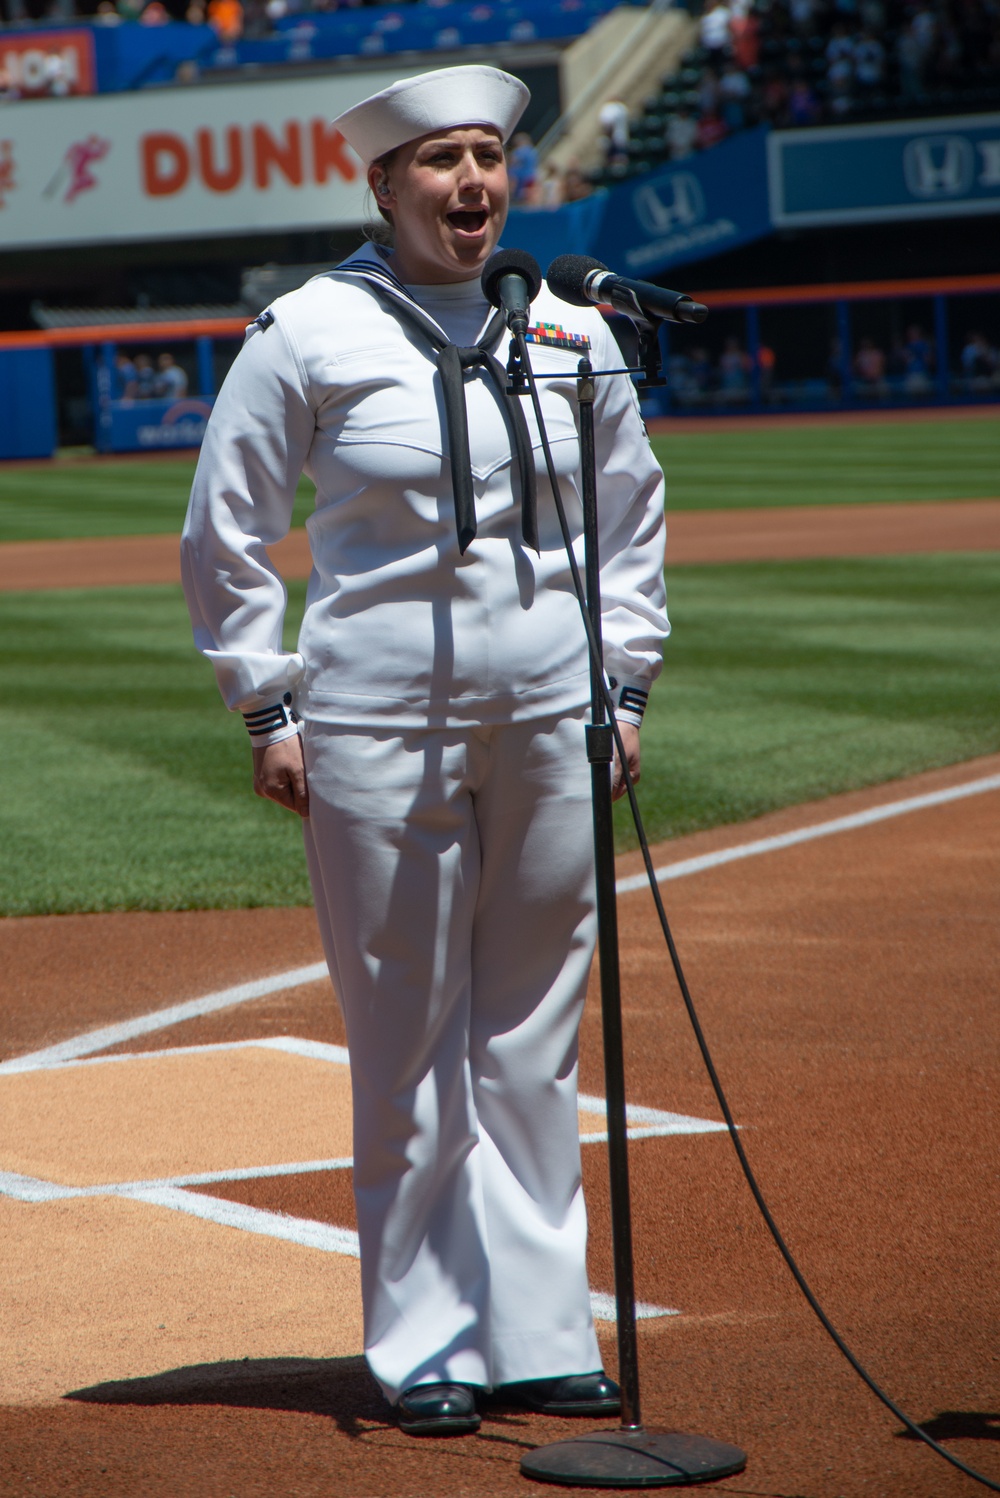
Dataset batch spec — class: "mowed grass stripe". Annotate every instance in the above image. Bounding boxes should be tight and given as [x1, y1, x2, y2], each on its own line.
[1, 415, 998, 542]
[3, 553, 997, 914]
[0, 464, 317, 543]
[650, 416, 1000, 511]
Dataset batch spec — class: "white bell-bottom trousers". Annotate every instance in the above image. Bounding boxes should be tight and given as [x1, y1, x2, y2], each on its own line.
[301, 709, 602, 1402]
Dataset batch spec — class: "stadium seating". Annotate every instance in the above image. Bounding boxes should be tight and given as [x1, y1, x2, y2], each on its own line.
[589, 0, 1000, 187]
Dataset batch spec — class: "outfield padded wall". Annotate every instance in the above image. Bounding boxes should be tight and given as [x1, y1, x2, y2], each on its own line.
[0, 349, 57, 461]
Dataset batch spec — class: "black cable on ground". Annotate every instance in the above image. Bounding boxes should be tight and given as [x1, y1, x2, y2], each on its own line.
[515, 330, 1000, 1494]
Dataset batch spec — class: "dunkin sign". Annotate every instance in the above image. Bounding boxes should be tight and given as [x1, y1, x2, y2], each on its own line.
[0, 69, 419, 249]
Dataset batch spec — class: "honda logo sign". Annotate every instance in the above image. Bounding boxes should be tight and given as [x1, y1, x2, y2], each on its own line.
[902, 135, 975, 198]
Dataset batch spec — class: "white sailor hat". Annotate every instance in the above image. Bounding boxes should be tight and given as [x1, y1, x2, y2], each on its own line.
[333, 65, 530, 165]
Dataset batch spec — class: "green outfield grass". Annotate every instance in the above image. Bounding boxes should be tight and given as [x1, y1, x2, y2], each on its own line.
[649, 415, 1000, 511]
[0, 460, 316, 543]
[0, 413, 997, 542]
[3, 552, 997, 914]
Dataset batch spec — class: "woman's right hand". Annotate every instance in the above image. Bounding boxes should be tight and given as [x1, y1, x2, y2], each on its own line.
[252, 734, 310, 819]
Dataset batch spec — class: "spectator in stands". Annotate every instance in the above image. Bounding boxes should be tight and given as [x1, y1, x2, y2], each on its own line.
[507, 131, 539, 204]
[757, 342, 775, 400]
[910, 2, 938, 62]
[853, 30, 886, 93]
[719, 61, 752, 128]
[718, 336, 751, 400]
[154, 351, 188, 400]
[114, 350, 138, 400]
[561, 161, 592, 201]
[859, 0, 885, 29]
[37, 50, 73, 96]
[854, 336, 888, 397]
[697, 66, 722, 116]
[696, 108, 728, 149]
[826, 22, 855, 67]
[139, 1, 171, 22]
[688, 346, 713, 400]
[731, 3, 760, 67]
[207, 0, 244, 42]
[667, 106, 699, 159]
[243, 0, 272, 40]
[902, 323, 933, 392]
[790, 0, 819, 37]
[131, 353, 156, 398]
[960, 330, 998, 389]
[896, 20, 927, 103]
[760, 68, 791, 125]
[787, 77, 821, 124]
[700, 0, 733, 67]
[826, 46, 855, 114]
[93, 2, 123, 22]
[537, 162, 564, 207]
[598, 99, 630, 168]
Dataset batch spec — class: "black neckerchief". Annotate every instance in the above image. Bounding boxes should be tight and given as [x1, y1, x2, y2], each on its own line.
[332, 251, 538, 555]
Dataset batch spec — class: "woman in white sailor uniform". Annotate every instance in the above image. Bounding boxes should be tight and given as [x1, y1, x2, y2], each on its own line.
[181, 64, 668, 1436]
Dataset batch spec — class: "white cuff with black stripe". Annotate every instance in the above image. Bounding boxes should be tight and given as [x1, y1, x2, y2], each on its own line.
[243, 692, 300, 747]
[607, 676, 650, 728]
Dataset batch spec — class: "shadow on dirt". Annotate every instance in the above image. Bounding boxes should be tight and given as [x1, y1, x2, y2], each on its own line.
[65, 1355, 392, 1437]
[64, 1360, 595, 1457]
[896, 1410, 1000, 1443]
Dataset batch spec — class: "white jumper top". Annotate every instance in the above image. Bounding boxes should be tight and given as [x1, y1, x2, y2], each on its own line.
[181, 244, 669, 730]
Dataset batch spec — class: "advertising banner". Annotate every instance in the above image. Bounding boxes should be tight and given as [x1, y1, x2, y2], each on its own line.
[593, 127, 771, 276]
[0, 28, 96, 99]
[509, 128, 772, 283]
[0, 70, 419, 250]
[96, 396, 216, 454]
[769, 112, 1000, 226]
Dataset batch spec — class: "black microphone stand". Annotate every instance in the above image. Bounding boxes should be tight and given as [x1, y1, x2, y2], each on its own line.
[513, 327, 747, 1489]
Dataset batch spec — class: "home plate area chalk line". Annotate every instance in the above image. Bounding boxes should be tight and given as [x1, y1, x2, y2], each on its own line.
[4, 770, 998, 1330]
[0, 1036, 712, 1321]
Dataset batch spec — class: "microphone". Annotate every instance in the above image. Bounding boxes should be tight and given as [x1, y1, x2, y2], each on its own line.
[481, 249, 543, 337]
[546, 254, 708, 326]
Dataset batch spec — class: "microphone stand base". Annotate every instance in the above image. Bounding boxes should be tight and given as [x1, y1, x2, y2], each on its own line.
[519, 1426, 747, 1489]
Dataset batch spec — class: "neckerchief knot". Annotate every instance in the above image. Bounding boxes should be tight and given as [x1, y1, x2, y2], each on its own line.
[332, 255, 538, 556]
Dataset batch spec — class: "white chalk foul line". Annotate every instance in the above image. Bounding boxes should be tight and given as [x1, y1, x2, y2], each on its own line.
[615, 772, 1000, 895]
[0, 1036, 726, 1137]
[0, 1171, 677, 1321]
[589, 1292, 679, 1323]
[0, 1034, 352, 1077]
[3, 770, 991, 1310]
[579, 1092, 726, 1137]
[4, 771, 995, 1078]
[0, 963, 331, 1075]
[7, 771, 995, 1081]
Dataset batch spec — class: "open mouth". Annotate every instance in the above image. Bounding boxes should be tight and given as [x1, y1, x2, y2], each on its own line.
[447, 208, 489, 235]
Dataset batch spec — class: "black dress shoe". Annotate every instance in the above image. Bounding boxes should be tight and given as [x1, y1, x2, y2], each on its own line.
[493, 1371, 621, 1416]
[397, 1382, 482, 1436]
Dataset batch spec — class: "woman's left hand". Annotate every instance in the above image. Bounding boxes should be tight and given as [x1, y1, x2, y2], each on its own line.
[612, 723, 641, 802]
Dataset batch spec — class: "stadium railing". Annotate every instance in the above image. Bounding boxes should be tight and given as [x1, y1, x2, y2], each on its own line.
[1, 273, 998, 458]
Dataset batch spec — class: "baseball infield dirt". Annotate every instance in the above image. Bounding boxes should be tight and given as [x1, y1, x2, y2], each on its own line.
[0, 499, 998, 592]
[2, 755, 998, 1497]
